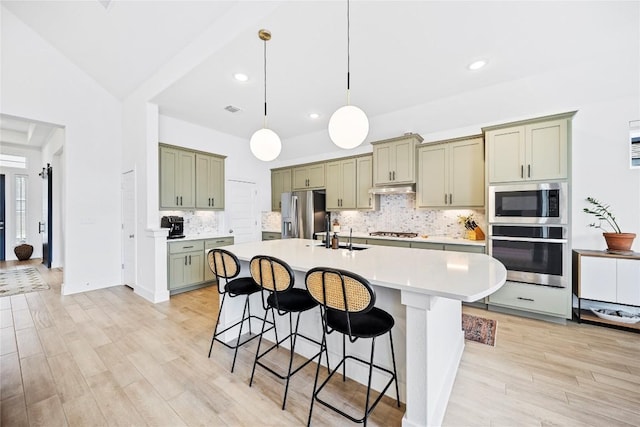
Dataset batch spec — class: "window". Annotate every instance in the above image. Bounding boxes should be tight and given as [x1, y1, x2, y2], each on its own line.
[0, 154, 27, 169]
[16, 175, 27, 242]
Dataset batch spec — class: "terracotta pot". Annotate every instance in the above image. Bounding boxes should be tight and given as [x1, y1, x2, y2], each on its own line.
[602, 232, 636, 252]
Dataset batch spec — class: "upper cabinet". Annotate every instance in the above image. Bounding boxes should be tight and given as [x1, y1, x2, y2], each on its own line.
[160, 146, 195, 209]
[417, 135, 485, 208]
[356, 155, 376, 210]
[372, 133, 423, 185]
[159, 144, 226, 211]
[326, 158, 357, 210]
[271, 168, 292, 211]
[292, 163, 326, 190]
[195, 153, 225, 210]
[485, 113, 573, 183]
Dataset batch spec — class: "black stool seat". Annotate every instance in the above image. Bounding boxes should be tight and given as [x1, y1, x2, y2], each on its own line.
[226, 277, 261, 296]
[326, 307, 394, 338]
[267, 288, 318, 312]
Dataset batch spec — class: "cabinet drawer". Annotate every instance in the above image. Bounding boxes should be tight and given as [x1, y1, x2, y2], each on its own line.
[262, 232, 281, 241]
[205, 237, 234, 249]
[444, 244, 485, 254]
[410, 242, 444, 250]
[489, 281, 569, 317]
[367, 239, 411, 248]
[169, 240, 204, 254]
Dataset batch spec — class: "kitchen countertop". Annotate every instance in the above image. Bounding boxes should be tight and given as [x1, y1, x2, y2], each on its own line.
[223, 238, 503, 302]
[314, 231, 486, 247]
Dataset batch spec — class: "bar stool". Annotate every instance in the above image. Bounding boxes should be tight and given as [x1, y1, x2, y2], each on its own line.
[305, 267, 400, 426]
[207, 248, 273, 373]
[249, 255, 328, 410]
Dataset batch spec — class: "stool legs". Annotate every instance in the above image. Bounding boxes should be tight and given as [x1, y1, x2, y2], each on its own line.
[389, 331, 400, 407]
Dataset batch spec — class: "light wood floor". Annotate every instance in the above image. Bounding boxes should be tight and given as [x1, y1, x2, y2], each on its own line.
[1, 260, 639, 426]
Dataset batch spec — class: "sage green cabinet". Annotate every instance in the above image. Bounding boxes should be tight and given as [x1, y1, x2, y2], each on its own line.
[262, 231, 281, 241]
[203, 237, 235, 282]
[271, 168, 292, 211]
[372, 133, 423, 185]
[196, 154, 225, 210]
[485, 114, 571, 183]
[160, 146, 195, 209]
[326, 158, 357, 210]
[417, 136, 484, 208]
[367, 239, 411, 248]
[168, 240, 205, 291]
[444, 244, 485, 254]
[293, 163, 325, 190]
[356, 155, 375, 209]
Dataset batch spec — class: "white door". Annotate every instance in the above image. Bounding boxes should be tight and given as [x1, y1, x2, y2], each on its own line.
[121, 170, 136, 288]
[225, 180, 260, 244]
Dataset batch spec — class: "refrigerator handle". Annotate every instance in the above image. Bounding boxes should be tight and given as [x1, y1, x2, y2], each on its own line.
[291, 196, 299, 238]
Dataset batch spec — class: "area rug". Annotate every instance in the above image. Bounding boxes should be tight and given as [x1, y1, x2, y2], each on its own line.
[0, 268, 50, 297]
[462, 313, 497, 346]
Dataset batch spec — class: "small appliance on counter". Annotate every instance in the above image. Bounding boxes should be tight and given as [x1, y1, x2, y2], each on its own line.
[161, 216, 185, 239]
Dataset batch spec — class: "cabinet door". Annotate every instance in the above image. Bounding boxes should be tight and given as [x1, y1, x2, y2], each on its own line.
[325, 161, 342, 210]
[486, 127, 526, 183]
[177, 150, 195, 208]
[271, 169, 291, 211]
[373, 143, 393, 185]
[186, 252, 204, 285]
[617, 258, 640, 306]
[392, 139, 415, 183]
[168, 253, 188, 289]
[307, 163, 326, 189]
[580, 256, 617, 302]
[160, 147, 180, 208]
[449, 138, 484, 207]
[417, 145, 447, 207]
[340, 159, 357, 208]
[292, 166, 309, 189]
[209, 156, 224, 209]
[526, 119, 567, 181]
[195, 154, 211, 208]
[356, 155, 374, 209]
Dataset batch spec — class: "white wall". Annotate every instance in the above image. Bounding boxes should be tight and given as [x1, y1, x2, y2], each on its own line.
[0, 145, 42, 260]
[1, 7, 123, 293]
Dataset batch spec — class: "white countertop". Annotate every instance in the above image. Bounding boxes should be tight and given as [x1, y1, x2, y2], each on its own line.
[223, 238, 505, 302]
[314, 231, 486, 247]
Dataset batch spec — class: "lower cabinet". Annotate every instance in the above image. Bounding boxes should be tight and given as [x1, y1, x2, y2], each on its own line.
[262, 231, 282, 241]
[488, 281, 570, 318]
[168, 237, 234, 294]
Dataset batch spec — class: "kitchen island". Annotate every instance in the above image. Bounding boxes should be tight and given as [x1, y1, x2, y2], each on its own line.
[214, 238, 506, 427]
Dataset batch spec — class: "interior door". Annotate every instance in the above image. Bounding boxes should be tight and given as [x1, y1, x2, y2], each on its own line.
[121, 170, 136, 288]
[0, 174, 5, 261]
[40, 164, 53, 268]
[225, 180, 259, 244]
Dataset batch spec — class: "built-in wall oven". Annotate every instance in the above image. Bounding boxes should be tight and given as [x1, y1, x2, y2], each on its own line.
[488, 182, 569, 288]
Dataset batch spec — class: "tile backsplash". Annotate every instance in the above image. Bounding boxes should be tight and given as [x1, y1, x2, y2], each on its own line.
[262, 194, 486, 238]
[160, 210, 222, 235]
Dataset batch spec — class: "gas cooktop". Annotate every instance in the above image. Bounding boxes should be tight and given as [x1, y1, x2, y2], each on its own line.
[368, 231, 418, 238]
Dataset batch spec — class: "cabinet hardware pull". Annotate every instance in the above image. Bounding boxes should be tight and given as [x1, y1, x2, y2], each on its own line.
[389, 171, 392, 181]
[180, 196, 183, 205]
[184, 246, 194, 249]
[517, 297, 534, 302]
[393, 171, 396, 180]
[444, 194, 448, 204]
[528, 164, 531, 178]
[188, 255, 191, 264]
[184, 256, 187, 265]
[449, 194, 452, 204]
[521, 165, 524, 178]
[176, 196, 179, 205]
[368, 197, 371, 206]
[212, 197, 214, 206]
[216, 240, 225, 243]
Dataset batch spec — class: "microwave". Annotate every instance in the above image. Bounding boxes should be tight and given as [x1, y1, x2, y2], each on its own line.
[489, 182, 568, 224]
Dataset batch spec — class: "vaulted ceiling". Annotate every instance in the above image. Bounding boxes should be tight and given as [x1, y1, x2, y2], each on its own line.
[2, 1, 638, 141]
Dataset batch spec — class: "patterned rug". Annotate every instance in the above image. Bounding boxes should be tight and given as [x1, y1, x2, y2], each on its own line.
[0, 268, 50, 297]
[462, 313, 497, 346]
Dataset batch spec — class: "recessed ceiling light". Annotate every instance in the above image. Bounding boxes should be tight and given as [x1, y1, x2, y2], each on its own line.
[468, 60, 487, 71]
[309, 113, 320, 119]
[233, 73, 249, 82]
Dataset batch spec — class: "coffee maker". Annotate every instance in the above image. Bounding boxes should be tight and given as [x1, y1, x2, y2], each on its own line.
[161, 216, 185, 239]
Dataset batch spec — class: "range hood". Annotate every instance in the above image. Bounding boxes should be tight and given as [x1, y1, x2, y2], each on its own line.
[368, 184, 416, 195]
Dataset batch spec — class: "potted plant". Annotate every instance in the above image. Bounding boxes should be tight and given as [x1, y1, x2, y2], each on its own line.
[583, 197, 636, 251]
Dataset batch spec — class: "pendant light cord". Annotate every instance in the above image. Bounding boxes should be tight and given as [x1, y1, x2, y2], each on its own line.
[263, 37, 268, 128]
[346, 0, 351, 105]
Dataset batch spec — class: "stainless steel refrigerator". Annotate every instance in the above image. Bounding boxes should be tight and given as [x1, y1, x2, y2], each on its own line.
[281, 191, 327, 239]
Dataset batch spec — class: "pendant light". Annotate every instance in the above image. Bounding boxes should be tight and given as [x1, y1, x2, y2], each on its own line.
[250, 29, 281, 162]
[328, 0, 369, 149]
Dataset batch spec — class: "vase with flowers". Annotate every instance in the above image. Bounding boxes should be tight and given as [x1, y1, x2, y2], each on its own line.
[583, 197, 636, 252]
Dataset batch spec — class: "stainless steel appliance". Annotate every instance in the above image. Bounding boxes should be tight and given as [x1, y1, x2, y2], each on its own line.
[489, 182, 567, 224]
[488, 225, 568, 287]
[161, 216, 185, 239]
[281, 191, 327, 239]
